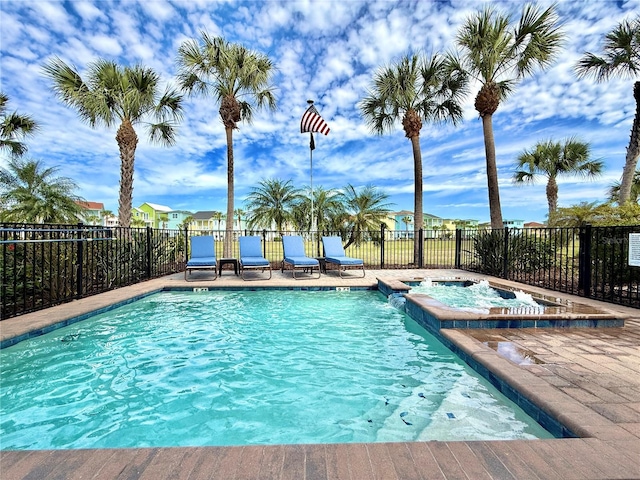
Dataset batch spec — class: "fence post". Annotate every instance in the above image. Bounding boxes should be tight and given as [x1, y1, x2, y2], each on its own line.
[76, 222, 84, 299]
[418, 228, 424, 268]
[262, 229, 267, 258]
[502, 227, 509, 279]
[455, 229, 462, 269]
[184, 226, 189, 264]
[578, 224, 592, 297]
[146, 227, 152, 279]
[380, 223, 386, 269]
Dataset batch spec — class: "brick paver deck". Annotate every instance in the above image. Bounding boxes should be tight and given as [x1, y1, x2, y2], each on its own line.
[2, 269, 639, 479]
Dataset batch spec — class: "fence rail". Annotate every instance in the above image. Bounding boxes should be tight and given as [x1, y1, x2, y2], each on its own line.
[2, 223, 639, 319]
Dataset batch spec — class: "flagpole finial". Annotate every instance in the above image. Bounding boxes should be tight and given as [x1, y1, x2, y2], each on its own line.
[307, 99, 314, 105]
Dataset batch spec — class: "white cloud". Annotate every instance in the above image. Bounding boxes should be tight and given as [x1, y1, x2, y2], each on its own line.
[0, 0, 634, 223]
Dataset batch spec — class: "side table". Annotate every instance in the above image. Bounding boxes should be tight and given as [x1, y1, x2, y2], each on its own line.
[218, 258, 238, 276]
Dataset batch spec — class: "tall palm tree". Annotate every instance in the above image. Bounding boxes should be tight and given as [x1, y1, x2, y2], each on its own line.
[575, 16, 640, 205]
[359, 52, 467, 264]
[453, 3, 564, 229]
[42, 58, 183, 228]
[176, 33, 277, 257]
[0, 158, 83, 223]
[0, 92, 38, 157]
[513, 138, 603, 218]
[340, 184, 392, 249]
[244, 179, 302, 233]
[608, 170, 640, 204]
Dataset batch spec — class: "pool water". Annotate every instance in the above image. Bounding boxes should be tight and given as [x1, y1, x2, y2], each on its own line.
[0, 290, 553, 450]
[410, 280, 544, 313]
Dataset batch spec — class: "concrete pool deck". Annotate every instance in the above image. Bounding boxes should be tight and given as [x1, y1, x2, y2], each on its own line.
[1, 268, 639, 479]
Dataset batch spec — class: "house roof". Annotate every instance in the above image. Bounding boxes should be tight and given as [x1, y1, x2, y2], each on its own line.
[76, 201, 104, 210]
[192, 211, 223, 220]
[391, 210, 413, 216]
[142, 202, 172, 212]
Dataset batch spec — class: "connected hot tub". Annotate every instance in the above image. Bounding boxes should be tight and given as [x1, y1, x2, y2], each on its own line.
[378, 277, 626, 331]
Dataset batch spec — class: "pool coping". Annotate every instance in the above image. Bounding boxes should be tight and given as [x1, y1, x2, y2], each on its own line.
[1, 269, 639, 478]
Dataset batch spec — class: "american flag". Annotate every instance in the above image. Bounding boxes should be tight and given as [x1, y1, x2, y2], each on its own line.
[300, 104, 330, 136]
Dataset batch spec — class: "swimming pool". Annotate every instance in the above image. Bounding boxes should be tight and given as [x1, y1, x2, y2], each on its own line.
[0, 289, 553, 450]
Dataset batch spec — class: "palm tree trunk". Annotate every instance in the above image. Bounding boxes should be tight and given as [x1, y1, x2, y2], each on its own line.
[546, 176, 558, 217]
[115, 118, 138, 229]
[481, 114, 503, 229]
[618, 81, 640, 204]
[411, 135, 423, 266]
[224, 126, 234, 258]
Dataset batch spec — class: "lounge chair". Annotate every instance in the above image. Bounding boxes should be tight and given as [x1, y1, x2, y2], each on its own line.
[239, 236, 272, 280]
[185, 235, 217, 281]
[281, 235, 321, 279]
[322, 236, 365, 278]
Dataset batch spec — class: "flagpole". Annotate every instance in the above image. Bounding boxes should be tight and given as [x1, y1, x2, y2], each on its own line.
[310, 135, 314, 233]
[307, 100, 316, 235]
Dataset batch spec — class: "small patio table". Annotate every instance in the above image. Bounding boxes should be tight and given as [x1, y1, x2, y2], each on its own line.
[218, 258, 238, 276]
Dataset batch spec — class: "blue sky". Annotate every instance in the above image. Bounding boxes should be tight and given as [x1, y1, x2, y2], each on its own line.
[0, 0, 638, 224]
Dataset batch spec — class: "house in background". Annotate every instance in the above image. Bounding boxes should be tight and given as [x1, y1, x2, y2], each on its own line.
[132, 207, 147, 226]
[191, 211, 225, 236]
[525, 221, 546, 228]
[104, 214, 119, 227]
[75, 201, 104, 225]
[138, 203, 172, 228]
[423, 213, 445, 239]
[503, 219, 525, 229]
[166, 210, 193, 230]
[390, 210, 415, 239]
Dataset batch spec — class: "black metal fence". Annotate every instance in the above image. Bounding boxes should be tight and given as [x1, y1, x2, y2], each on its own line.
[1, 223, 185, 319]
[2, 223, 639, 319]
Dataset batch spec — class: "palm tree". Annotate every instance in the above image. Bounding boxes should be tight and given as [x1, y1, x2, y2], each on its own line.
[548, 201, 602, 227]
[359, 52, 467, 264]
[177, 33, 277, 257]
[513, 138, 603, 218]
[575, 16, 640, 205]
[453, 4, 564, 228]
[0, 158, 83, 223]
[244, 179, 302, 233]
[1, 92, 38, 157]
[292, 186, 345, 232]
[234, 208, 245, 230]
[401, 215, 413, 239]
[42, 58, 183, 228]
[608, 170, 640, 204]
[211, 211, 223, 232]
[180, 214, 194, 231]
[340, 184, 392, 249]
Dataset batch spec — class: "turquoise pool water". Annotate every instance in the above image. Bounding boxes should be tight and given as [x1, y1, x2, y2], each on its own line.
[0, 290, 553, 450]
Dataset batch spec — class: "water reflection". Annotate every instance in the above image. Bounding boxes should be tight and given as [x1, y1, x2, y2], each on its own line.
[483, 341, 544, 365]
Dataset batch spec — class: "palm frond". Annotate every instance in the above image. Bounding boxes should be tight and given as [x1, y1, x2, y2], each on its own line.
[575, 16, 640, 80]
